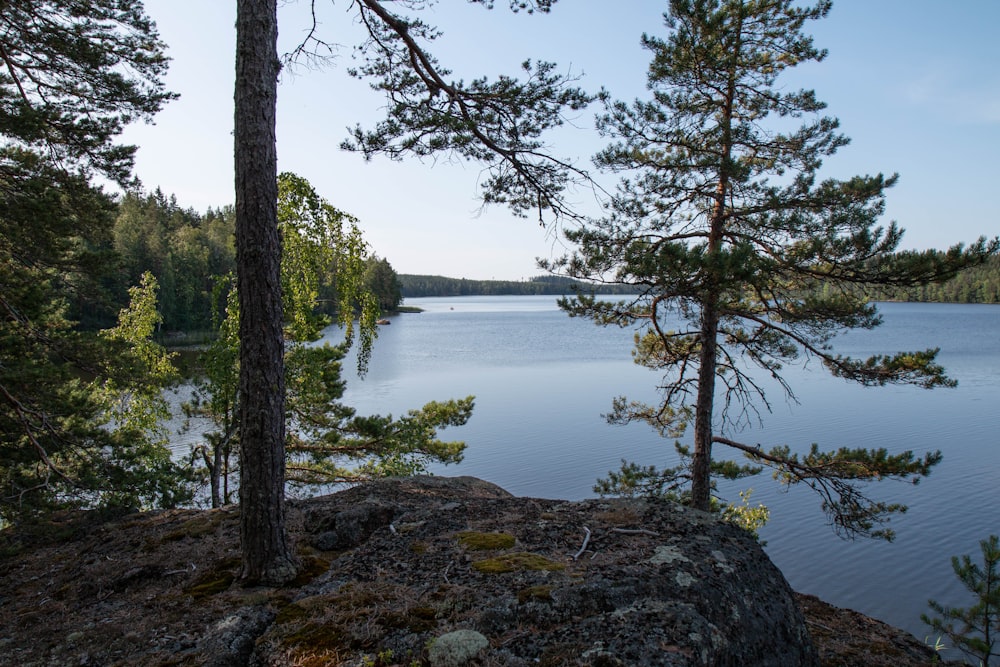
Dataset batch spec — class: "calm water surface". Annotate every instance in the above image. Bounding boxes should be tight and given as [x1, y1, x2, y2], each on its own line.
[322, 296, 999, 648]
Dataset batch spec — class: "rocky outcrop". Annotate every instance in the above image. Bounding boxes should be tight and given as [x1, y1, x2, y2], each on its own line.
[0, 475, 952, 666]
[253, 476, 818, 666]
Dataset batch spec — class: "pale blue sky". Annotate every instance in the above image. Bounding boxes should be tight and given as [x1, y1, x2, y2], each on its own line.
[122, 1, 1000, 280]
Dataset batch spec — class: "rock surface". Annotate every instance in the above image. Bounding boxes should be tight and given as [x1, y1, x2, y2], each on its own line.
[256, 475, 816, 666]
[0, 476, 955, 666]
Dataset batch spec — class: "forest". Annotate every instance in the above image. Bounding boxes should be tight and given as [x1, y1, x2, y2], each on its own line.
[97, 190, 403, 334]
[876, 253, 1000, 304]
[102, 190, 1000, 327]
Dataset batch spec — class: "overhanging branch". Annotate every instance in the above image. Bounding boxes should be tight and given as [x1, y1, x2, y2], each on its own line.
[0, 382, 78, 489]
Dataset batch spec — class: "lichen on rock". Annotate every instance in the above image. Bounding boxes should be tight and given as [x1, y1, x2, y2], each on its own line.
[428, 629, 489, 667]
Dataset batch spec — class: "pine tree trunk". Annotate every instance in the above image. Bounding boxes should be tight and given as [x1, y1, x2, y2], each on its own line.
[690, 14, 741, 512]
[690, 137, 730, 513]
[690, 306, 718, 512]
[234, 0, 297, 585]
[691, 176, 728, 512]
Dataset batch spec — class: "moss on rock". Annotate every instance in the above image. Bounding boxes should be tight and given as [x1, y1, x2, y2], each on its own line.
[456, 531, 516, 550]
[517, 585, 554, 604]
[472, 552, 565, 574]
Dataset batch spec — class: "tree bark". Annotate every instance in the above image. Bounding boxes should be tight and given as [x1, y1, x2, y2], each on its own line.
[199, 444, 221, 508]
[690, 304, 719, 511]
[234, 0, 297, 585]
[689, 148, 728, 511]
[689, 10, 743, 512]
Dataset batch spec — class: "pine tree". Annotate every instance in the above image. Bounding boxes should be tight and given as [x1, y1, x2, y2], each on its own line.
[233, 0, 592, 582]
[546, 0, 997, 538]
[1, 0, 175, 183]
[0, 154, 121, 518]
[1, 0, 178, 520]
[233, 0, 296, 585]
[923, 535, 1000, 666]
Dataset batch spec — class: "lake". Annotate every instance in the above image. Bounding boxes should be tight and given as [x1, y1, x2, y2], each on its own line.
[318, 295, 999, 650]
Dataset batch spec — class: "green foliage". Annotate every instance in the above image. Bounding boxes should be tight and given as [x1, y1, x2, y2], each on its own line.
[0, 0, 176, 183]
[0, 149, 190, 521]
[720, 489, 769, 541]
[96, 273, 178, 434]
[112, 192, 234, 332]
[0, 0, 193, 523]
[278, 172, 377, 350]
[364, 257, 403, 313]
[88, 272, 194, 510]
[339, 3, 593, 221]
[595, 443, 767, 539]
[278, 175, 471, 485]
[595, 442, 760, 499]
[739, 441, 941, 541]
[283, 342, 473, 487]
[108, 181, 415, 336]
[874, 252, 1000, 304]
[189, 174, 472, 503]
[549, 0, 997, 538]
[923, 535, 1000, 666]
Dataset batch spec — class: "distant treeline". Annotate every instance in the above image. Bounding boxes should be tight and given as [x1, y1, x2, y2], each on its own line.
[88, 192, 1000, 333]
[874, 254, 1000, 304]
[402, 254, 1000, 304]
[399, 251, 1000, 303]
[398, 274, 641, 298]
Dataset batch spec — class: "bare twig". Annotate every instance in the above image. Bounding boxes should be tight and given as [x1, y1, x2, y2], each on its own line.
[611, 528, 660, 537]
[0, 41, 31, 105]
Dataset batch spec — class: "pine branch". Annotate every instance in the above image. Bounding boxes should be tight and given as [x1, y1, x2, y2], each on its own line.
[714, 435, 939, 540]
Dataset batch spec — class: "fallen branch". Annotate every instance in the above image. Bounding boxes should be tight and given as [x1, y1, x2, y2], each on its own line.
[572, 526, 591, 560]
[805, 618, 836, 634]
[611, 528, 660, 537]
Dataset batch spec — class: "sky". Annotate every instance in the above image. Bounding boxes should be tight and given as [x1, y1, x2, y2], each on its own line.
[121, 1, 1000, 281]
